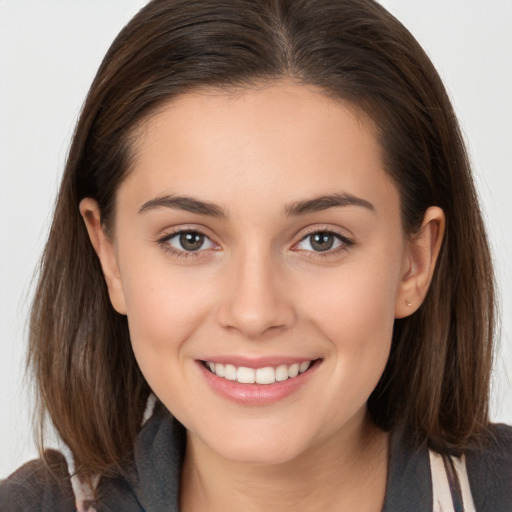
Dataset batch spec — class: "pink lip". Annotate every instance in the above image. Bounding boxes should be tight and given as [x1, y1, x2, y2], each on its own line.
[197, 359, 320, 405]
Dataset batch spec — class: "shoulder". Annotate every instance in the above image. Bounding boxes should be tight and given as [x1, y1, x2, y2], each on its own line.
[0, 450, 75, 512]
[466, 423, 512, 511]
[0, 405, 178, 512]
[0, 450, 143, 512]
[383, 427, 432, 512]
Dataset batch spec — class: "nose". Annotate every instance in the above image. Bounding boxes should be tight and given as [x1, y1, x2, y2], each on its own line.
[216, 247, 296, 339]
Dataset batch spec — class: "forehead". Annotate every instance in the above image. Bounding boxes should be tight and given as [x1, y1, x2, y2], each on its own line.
[120, 82, 397, 217]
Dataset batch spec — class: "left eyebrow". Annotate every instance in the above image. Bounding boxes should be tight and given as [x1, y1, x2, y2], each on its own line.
[284, 193, 375, 216]
[138, 194, 227, 218]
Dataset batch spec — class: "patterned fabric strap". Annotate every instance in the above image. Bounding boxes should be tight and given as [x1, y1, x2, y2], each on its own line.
[429, 450, 476, 512]
[70, 474, 99, 512]
[65, 394, 158, 511]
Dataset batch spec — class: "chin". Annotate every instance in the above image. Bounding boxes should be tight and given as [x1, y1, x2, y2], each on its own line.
[193, 423, 314, 466]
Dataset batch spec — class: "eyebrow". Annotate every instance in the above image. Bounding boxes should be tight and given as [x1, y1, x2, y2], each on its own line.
[284, 193, 375, 216]
[138, 195, 227, 217]
[138, 192, 374, 217]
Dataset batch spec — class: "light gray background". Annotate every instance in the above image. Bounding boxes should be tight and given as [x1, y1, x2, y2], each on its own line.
[1, 1, 511, 478]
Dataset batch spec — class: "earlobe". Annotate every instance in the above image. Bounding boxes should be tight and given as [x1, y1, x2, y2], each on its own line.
[79, 198, 127, 315]
[395, 206, 445, 319]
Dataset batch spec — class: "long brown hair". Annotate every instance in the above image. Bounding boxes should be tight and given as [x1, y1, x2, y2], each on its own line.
[29, 0, 495, 478]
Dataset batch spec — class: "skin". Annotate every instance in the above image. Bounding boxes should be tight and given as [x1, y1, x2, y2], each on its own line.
[81, 82, 444, 511]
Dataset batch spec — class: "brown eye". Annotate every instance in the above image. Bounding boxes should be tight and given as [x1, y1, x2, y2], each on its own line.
[179, 232, 205, 251]
[163, 230, 215, 253]
[295, 230, 352, 254]
[310, 232, 335, 251]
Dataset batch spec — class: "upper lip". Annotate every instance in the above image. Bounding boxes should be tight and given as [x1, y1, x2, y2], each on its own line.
[199, 356, 320, 368]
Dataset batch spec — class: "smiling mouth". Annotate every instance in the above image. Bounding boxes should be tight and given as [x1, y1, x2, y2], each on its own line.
[201, 360, 320, 385]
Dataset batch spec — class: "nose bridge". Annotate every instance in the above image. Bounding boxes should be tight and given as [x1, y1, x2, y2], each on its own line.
[217, 241, 295, 338]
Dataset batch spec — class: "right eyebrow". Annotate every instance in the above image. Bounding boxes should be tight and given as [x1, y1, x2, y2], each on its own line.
[138, 194, 227, 218]
[284, 192, 375, 216]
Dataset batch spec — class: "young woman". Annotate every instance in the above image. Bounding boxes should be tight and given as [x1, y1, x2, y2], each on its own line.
[1, 0, 511, 511]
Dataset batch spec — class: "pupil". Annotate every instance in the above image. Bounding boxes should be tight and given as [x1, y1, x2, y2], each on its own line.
[180, 232, 204, 251]
[311, 233, 334, 251]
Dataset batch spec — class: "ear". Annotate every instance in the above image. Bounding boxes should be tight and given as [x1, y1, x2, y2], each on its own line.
[395, 206, 445, 319]
[79, 198, 127, 315]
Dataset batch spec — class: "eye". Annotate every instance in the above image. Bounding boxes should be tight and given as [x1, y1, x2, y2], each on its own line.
[161, 230, 216, 254]
[295, 231, 352, 253]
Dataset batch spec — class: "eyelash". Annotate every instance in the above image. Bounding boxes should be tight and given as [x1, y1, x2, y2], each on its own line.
[157, 229, 217, 259]
[156, 228, 354, 260]
[295, 228, 354, 258]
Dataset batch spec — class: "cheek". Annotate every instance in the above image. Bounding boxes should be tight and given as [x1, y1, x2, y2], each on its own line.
[119, 262, 216, 381]
[300, 247, 403, 400]
[309, 278, 395, 380]
[304, 249, 401, 344]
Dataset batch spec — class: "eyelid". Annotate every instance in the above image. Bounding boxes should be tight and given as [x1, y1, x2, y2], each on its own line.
[295, 224, 354, 243]
[292, 226, 354, 256]
[156, 225, 220, 258]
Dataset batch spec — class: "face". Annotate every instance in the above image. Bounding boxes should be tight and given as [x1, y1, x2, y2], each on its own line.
[83, 82, 437, 466]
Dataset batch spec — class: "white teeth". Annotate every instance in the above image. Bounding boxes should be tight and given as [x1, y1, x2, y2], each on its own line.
[224, 364, 237, 381]
[215, 363, 225, 377]
[237, 367, 255, 384]
[206, 360, 314, 384]
[275, 365, 289, 382]
[288, 363, 299, 378]
[255, 367, 276, 385]
[299, 361, 311, 373]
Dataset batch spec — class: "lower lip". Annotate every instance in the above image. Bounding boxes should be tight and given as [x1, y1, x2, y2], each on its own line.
[198, 360, 319, 405]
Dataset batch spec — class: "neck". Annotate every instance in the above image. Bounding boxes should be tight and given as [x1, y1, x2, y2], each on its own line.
[180, 412, 389, 512]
